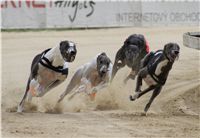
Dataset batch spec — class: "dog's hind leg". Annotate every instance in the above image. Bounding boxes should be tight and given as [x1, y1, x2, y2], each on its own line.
[17, 77, 31, 112]
[135, 67, 149, 92]
[144, 86, 162, 114]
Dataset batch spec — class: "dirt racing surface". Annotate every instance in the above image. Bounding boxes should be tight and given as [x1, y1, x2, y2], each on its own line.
[2, 27, 200, 138]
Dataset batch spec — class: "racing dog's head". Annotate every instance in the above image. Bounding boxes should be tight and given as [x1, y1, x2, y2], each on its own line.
[97, 52, 111, 78]
[123, 34, 147, 66]
[164, 43, 180, 62]
[60, 40, 77, 62]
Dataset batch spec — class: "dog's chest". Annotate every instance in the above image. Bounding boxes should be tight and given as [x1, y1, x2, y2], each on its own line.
[52, 56, 64, 67]
[45, 47, 65, 67]
[89, 72, 103, 87]
[154, 60, 168, 76]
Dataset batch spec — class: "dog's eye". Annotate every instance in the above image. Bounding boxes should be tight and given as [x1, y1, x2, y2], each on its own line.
[100, 61, 103, 64]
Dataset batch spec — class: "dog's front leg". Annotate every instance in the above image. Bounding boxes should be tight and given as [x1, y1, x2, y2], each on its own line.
[57, 69, 82, 103]
[129, 71, 142, 101]
[58, 82, 77, 103]
[17, 78, 31, 112]
[90, 81, 107, 94]
[135, 68, 146, 92]
[135, 67, 148, 92]
[87, 82, 106, 101]
[112, 49, 125, 76]
[144, 86, 162, 115]
[130, 85, 156, 101]
[111, 59, 125, 82]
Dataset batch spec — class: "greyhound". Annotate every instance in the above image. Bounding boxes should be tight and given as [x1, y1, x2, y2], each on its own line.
[111, 34, 149, 84]
[130, 43, 180, 115]
[17, 40, 77, 112]
[57, 52, 113, 102]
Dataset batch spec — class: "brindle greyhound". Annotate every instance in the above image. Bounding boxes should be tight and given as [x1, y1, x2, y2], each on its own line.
[17, 41, 77, 112]
[130, 43, 180, 115]
[111, 34, 149, 84]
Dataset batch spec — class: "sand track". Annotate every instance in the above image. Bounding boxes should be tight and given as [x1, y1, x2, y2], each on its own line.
[2, 27, 200, 138]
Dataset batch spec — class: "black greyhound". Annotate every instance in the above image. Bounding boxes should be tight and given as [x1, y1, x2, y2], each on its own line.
[130, 43, 180, 115]
[111, 34, 149, 84]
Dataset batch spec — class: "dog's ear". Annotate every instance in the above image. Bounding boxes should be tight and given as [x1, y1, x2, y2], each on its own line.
[137, 34, 146, 51]
[97, 54, 101, 62]
[164, 42, 180, 53]
[97, 52, 111, 63]
[137, 34, 145, 42]
[164, 43, 171, 52]
[100, 52, 106, 56]
[97, 52, 105, 62]
[164, 42, 179, 50]
[124, 38, 129, 46]
[60, 41, 69, 49]
[124, 34, 146, 49]
[59, 41, 70, 55]
[174, 43, 180, 51]
[124, 34, 136, 45]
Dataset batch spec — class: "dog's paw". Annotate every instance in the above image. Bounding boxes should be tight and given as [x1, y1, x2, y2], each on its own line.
[129, 93, 139, 101]
[17, 105, 23, 113]
[129, 95, 136, 101]
[141, 112, 147, 116]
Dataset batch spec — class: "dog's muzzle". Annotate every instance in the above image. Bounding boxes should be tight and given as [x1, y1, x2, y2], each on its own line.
[99, 65, 108, 77]
[69, 50, 76, 62]
[169, 50, 179, 62]
[64, 48, 76, 62]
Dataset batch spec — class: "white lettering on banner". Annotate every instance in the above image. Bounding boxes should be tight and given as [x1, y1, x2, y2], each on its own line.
[116, 12, 200, 23]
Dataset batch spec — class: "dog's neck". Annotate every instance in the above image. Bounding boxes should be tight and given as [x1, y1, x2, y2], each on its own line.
[44, 45, 65, 67]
